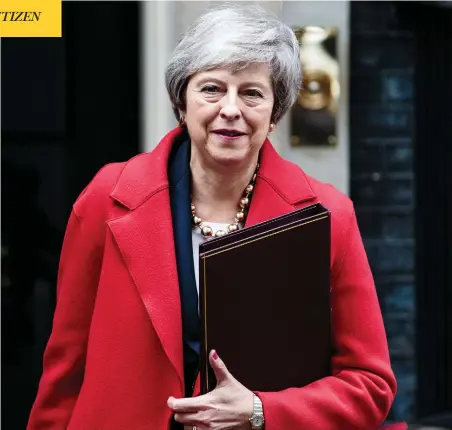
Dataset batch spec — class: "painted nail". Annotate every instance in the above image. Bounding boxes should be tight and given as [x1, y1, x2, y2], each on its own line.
[213, 351, 218, 360]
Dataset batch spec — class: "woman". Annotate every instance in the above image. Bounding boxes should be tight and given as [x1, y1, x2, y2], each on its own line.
[28, 5, 396, 430]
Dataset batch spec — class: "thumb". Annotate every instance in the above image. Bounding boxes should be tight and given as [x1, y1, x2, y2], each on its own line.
[209, 350, 232, 385]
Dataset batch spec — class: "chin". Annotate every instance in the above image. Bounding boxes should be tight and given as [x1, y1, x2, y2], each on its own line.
[209, 146, 252, 167]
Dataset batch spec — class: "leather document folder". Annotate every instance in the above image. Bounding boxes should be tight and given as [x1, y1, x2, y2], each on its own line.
[199, 203, 332, 394]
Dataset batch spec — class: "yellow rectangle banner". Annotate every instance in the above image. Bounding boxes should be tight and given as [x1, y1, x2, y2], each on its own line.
[0, 0, 61, 37]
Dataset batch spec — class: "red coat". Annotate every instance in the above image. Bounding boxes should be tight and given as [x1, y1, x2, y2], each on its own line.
[28, 127, 396, 430]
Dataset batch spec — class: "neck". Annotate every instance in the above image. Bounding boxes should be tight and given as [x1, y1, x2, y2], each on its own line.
[190, 155, 258, 224]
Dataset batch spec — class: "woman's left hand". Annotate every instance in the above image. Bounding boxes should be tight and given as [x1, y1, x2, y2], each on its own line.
[168, 350, 254, 429]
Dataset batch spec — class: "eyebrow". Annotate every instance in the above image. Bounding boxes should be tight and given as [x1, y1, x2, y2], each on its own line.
[195, 77, 270, 90]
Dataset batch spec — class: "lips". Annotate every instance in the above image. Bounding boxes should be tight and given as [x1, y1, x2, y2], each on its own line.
[213, 129, 246, 137]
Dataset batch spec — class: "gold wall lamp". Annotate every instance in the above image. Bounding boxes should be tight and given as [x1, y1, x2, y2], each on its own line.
[290, 26, 340, 147]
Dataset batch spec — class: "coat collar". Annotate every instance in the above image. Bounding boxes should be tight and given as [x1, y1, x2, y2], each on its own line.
[110, 127, 316, 211]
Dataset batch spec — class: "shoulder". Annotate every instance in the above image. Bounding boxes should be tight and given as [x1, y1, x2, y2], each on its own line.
[301, 173, 357, 255]
[73, 162, 126, 218]
[305, 173, 355, 224]
[73, 152, 155, 218]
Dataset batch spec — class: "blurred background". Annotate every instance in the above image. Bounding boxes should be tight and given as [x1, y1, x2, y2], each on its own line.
[1, 1, 451, 429]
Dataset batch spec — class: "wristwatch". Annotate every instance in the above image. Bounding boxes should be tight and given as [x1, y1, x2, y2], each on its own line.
[249, 394, 265, 429]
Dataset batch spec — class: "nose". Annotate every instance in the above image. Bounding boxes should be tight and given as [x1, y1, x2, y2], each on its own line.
[219, 93, 241, 121]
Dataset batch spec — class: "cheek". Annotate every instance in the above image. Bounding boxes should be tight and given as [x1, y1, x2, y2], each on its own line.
[252, 129, 269, 145]
[187, 101, 218, 127]
[248, 108, 272, 134]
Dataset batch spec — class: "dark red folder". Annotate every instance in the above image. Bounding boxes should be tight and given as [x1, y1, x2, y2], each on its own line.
[198, 203, 332, 394]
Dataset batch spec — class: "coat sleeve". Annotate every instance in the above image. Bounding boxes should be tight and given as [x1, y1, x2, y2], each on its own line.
[27, 165, 119, 429]
[256, 204, 397, 430]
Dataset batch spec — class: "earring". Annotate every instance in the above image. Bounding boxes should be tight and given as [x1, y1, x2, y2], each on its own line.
[179, 116, 186, 126]
[269, 123, 275, 132]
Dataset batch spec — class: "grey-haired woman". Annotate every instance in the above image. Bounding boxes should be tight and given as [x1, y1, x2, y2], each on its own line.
[28, 5, 396, 430]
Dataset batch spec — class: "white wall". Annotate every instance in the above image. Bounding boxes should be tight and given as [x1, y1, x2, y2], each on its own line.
[142, 1, 350, 194]
[277, 1, 350, 194]
[141, 1, 178, 150]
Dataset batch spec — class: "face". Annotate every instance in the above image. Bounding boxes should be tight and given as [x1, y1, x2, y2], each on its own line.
[183, 63, 274, 167]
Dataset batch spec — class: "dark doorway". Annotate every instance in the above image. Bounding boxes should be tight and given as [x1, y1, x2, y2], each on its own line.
[410, 1, 452, 422]
[1, 3, 141, 429]
[349, 1, 452, 423]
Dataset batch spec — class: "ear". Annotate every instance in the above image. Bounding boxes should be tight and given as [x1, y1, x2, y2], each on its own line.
[171, 105, 183, 122]
[178, 109, 185, 119]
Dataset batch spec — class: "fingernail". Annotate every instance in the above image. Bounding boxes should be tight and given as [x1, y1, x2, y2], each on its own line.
[213, 351, 218, 360]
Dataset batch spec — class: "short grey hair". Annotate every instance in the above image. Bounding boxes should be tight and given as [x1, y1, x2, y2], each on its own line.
[165, 4, 302, 124]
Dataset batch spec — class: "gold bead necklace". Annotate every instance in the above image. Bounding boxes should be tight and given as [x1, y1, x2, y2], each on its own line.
[191, 164, 259, 238]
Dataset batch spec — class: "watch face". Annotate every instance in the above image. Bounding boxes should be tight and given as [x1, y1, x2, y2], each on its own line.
[251, 415, 264, 427]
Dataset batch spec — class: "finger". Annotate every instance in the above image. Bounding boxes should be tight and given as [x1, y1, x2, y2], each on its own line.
[173, 412, 206, 427]
[209, 349, 232, 385]
[167, 395, 209, 413]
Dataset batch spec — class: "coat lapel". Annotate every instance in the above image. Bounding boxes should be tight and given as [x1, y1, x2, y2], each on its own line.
[246, 139, 317, 227]
[107, 128, 186, 389]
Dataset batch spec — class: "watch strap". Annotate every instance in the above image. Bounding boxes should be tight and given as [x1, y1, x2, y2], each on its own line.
[250, 394, 264, 429]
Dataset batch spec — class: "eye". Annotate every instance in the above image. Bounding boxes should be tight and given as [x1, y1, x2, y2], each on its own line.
[243, 89, 263, 98]
[201, 85, 220, 94]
